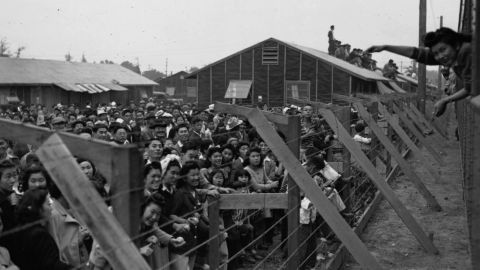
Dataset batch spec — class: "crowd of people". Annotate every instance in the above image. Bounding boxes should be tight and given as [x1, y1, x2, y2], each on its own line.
[327, 25, 377, 71]
[0, 97, 377, 270]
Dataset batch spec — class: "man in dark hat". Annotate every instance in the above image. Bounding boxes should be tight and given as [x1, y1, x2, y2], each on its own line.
[149, 119, 168, 141]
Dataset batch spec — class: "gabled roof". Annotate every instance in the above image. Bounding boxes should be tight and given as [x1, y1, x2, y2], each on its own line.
[155, 71, 189, 83]
[0, 57, 157, 86]
[186, 37, 389, 82]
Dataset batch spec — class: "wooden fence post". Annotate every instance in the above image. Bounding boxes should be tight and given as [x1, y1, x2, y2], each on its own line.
[208, 198, 220, 270]
[110, 146, 144, 238]
[286, 115, 301, 270]
[36, 134, 150, 270]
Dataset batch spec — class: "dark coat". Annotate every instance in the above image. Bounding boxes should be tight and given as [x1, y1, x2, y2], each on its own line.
[10, 224, 72, 270]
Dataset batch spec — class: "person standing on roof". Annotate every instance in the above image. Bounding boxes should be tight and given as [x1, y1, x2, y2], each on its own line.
[328, 25, 336, 55]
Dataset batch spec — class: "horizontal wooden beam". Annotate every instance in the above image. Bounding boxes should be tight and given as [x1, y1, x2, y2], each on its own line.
[218, 193, 288, 209]
[36, 134, 150, 270]
[332, 93, 365, 104]
[0, 118, 135, 182]
[215, 102, 289, 125]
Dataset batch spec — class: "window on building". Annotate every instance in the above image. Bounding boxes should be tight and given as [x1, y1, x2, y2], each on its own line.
[186, 87, 197, 97]
[262, 46, 279, 65]
[166, 87, 175, 96]
[286, 81, 310, 101]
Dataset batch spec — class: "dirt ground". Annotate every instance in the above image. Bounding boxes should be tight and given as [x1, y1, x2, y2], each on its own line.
[344, 124, 471, 269]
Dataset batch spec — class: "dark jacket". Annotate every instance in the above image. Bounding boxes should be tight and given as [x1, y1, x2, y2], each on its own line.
[0, 188, 15, 250]
[10, 224, 72, 270]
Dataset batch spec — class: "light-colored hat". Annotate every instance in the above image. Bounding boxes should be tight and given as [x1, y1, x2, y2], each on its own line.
[51, 116, 66, 125]
[226, 117, 243, 131]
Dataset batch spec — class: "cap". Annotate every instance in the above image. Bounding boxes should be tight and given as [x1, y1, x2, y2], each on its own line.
[52, 117, 66, 125]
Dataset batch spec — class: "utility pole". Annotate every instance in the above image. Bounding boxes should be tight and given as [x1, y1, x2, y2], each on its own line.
[418, 0, 427, 113]
[166, 58, 169, 76]
[437, 16, 443, 98]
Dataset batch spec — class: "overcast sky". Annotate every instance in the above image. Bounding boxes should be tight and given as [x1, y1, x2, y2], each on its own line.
[1, 0, 459, 74]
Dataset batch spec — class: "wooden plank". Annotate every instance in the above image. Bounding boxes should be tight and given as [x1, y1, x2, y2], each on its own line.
[215, 102, 289, 125]
[409, 103, 449, 140]
[327, 148, 412, 270]
[404, 107, 431, 136]
[110, 147, 144, 237]
[319, 108, 438, 254]
[392, 104, 445, 166]
[332, 93, 365, 104]
[378, 104, 445, 183]
[286, 115, 301, 270]
[36, 134, 150, 270]
[218, 193, 288, 209]
[214, 102, 384, 270]
[208, 198, 220, 270]
[355, 103, 441, 211]
[0, 118, 124, 182]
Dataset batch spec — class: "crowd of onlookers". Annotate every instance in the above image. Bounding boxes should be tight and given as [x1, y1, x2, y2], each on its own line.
[328, 25, 377, 71]
[0, 98, 375, 270]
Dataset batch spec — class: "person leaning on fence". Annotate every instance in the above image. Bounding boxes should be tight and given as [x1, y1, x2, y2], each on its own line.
[138, 193, 186, 270]
[367, 27, 472, 117]
[169, 161, 210, 270]
[48, 179, 90, 269]
[10, 189, 72, 270]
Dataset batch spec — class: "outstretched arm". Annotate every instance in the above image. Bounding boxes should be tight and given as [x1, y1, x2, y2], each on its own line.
[365, 45, 416, 58]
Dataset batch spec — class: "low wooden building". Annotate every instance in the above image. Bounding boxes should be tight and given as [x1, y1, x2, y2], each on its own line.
[185, 38, 390, 108]
[154, 71, 197, 103]
[0, 58, 157, 109]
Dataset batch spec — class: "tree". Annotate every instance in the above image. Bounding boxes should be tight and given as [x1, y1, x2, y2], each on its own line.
[65, 52, 73, 62]
[81, 53, 87, 63]
[0, 39, 10, 57]
[188, 66, 199, 73]
[120, 61, 141, 74]
[100, 59, 115, 64]
[15, 46, 25, 58]
[142, 68, 165, 81]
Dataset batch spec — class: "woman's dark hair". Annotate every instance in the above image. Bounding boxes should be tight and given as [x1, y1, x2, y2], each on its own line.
[77, 158, 96, 177]
[177, 161, 200, 189]
[16, 189, 49, 225]
[20, 165, 52, 192]
[243, 147, 265, 167]
[310, 155, 326, 170]
[354, 122, 366, 133]
[236, 141, 249, 155]
[423, 27, 472, 48]
[209, 169, 225, 187]
[204, 147, 222, 168]
[144, 161, 162, 179]
[141, 193, 166, 217]
[0, 159, 16, 179]
[221, 144, 237, 160]
[233, 168, 251, 181]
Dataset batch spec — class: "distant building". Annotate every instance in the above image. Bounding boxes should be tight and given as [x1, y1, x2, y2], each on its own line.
[185, 38, 390, 109]
[154, 71, 197, 103]
[0, 58, 157, 109]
